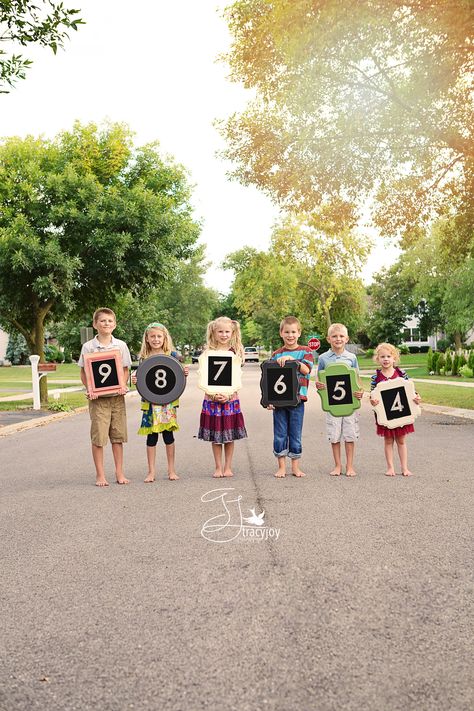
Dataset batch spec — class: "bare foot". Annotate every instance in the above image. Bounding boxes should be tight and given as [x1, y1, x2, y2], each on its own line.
[213, 471, 224, 478]
[116, 476, 130, 484]
[95, 478, 109, 487]
[346, 470, 357, 477]
[274, 469, 286, 478]
[385, 469, 396, 477]
[292, 469, 306, 477]
[402, 469, 414, 477]
[330, 468, 341, 476]
[223, 470, 234, 477]
[144, 474, 155, 483]
[168, 472, 179, 480]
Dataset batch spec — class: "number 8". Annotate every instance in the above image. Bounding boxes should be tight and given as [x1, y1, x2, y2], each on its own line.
[155, 368, 167, 389]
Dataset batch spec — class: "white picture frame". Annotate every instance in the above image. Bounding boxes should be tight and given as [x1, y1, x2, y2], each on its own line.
[371, 377, 421, 429]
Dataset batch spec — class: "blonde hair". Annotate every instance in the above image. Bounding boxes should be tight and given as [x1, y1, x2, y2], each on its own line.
[280, 316, 301, 332]
[206, 316, 244, 360]
[139, 322, 174, 360]
[374, 342, 400, 365]
[93, 307, 116, 325]
[327, 323, 348, 338]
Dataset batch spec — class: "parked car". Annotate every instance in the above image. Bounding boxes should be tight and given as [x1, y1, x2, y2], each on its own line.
[191, 349, 202, 364]
[244, 346, 259, 363]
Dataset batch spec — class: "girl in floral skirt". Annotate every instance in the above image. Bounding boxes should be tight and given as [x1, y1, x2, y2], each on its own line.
[132, 322, 188, 482]
[198, 316, 247, 477]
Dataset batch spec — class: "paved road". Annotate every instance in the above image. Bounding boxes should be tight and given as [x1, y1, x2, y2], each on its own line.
[1, 365, 472, 711]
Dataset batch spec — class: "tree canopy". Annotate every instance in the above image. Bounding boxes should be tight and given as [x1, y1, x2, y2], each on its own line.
[221, 0, 473, 238]
[0, 121, 201, 401]
[224, 211, 369, 345]
[0, 0, 84, 93]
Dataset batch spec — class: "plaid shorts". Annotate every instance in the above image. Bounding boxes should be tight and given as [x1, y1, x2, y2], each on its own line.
[325, 411, 359, 443]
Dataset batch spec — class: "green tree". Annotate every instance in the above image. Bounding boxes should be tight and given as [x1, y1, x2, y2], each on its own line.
[0, 1, 84, 93]
[224, 211, 369, 346]
[366, 262, 418, 345]
[402, 218, 474, 348]
[221, 0, 473, 235]
[0, 122, 200, 403]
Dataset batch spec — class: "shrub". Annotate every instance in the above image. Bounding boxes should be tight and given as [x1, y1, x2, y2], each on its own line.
[436, 353, 446, 374]
[44, 344, 64, 363]
[365, 348, 374, 358]
[436, 338, 451, 352]
[408, 345, 420, 353]
[63, 349, 73, 364]
[452, 354, 460, 376]
[399, 344, 410, 355]
[468, 350, 474, 371]
[427, 347, 433, 373]
[459, 364, 474, 378]
[419, 345, 430, 353]
[445, 351, 453, 375]
[431, 351, 440, 374]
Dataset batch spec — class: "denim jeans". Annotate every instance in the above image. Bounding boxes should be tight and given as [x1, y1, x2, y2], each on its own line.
[273, 402, 305, 459]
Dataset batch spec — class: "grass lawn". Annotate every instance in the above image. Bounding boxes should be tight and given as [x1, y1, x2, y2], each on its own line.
[0, 363, 81, 383]
[360, 376, 474, 410]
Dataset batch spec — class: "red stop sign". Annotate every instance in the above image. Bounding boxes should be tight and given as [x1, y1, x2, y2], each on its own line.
[308, 337, 320, 351]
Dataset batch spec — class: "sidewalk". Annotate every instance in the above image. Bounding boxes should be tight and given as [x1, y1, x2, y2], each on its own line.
[0, 385, 83, 403]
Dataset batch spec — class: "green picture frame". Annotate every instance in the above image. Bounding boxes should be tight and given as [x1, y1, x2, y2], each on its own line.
[317, 362, 361, 417]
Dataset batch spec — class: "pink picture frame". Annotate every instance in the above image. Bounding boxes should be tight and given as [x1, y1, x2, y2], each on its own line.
[83, 350, 125, 397]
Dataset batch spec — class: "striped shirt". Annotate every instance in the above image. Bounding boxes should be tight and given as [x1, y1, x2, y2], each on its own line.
[270, 345, 314, 401]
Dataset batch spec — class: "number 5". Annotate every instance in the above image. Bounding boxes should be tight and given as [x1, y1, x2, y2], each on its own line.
[332, 380, 346, 401]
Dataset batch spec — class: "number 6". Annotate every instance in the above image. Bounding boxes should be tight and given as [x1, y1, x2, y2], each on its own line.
[274, 374, 287, 394]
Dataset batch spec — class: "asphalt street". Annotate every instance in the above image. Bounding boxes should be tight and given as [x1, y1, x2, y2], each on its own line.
[1, 365, 473, 711]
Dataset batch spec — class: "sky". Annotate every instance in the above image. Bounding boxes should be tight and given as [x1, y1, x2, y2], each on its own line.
[1, 0, 399, 290]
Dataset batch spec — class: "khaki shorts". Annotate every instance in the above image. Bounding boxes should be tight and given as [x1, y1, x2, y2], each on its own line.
[325, 411, 359, 444]
[89, 395, 127, 446]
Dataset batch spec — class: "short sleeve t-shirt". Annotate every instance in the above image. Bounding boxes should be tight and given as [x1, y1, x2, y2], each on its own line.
[78, 335, 132, 368]
[317, 348, 359, 372]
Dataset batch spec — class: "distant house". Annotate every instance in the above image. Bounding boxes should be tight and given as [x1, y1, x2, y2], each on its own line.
[0, 328, 8, 361]
[401, 317, 474, 349]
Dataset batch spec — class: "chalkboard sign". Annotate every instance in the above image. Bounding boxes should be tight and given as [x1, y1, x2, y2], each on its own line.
[260, 360, 299, 408]
[371, 377, 421, 429]
[317, 363, 361, 417]
[83, 350, 125, 397]
[135, 355, 186, 405]
[197, 350, 242, 395]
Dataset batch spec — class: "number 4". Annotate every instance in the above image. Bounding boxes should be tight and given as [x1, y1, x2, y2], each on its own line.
[390, 392, 404, 412]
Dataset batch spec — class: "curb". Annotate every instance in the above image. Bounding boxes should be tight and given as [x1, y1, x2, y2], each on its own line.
[0, 392, 140, 437]
[421, 403, 474, 421]
[0, 406, 88, 437]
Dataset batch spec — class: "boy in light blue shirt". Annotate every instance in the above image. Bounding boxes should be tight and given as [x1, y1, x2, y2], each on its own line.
[316, 323, 363, 477]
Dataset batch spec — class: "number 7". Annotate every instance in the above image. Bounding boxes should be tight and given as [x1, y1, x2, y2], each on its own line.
[213, 360, 227, 381]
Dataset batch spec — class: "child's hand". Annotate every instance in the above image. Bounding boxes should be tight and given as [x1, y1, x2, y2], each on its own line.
[315, 381, 326, 390]
[118, 386, 128, 395]
[213, 393, 228, 403]
[277, 355, 292, 367]
[355, 389, 364, 400]
[414, 394, 421, 404]
[267, 405, 275, 410]
[86, 390, 98, 400]
[370, 397, 379, 406]
[183, 366, 189, 377]
[131, 373, 137, 384]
